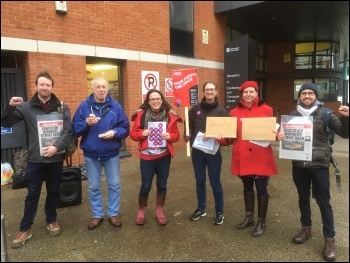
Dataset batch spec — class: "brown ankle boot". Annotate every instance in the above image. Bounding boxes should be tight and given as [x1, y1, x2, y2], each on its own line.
[156, 205, 167, 225]
[136, 207, 146, 225]
[135, 196, 148, 225]
[323, 237, 336, 262]
[156, 193, 167, 225]
[292, 226, 311, 244]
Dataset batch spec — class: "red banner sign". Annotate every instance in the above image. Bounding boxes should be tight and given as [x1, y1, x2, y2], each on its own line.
[171, 68, 198, 107]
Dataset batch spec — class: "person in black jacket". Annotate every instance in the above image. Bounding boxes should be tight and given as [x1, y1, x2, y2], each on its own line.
[1, 71, 73, 249]
[288, 83, 349, 262]
[184, 81, 228, 225]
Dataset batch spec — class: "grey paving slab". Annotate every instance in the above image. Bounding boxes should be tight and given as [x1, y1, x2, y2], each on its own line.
[1, 138, 348, 262]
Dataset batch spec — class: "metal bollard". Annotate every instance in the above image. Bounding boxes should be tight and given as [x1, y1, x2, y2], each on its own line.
[1, 214, 9, 262]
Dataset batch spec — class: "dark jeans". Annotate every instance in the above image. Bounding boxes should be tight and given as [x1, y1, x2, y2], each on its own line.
[20, 161, 63, 231]
[292, 166, 335, 238]
[139, 154, 171, 197]
[241, 176, 268, 197]
[191, 148, 224, 213]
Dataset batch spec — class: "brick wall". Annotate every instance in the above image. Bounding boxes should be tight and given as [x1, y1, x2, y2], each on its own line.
[1, 1, 227, 163]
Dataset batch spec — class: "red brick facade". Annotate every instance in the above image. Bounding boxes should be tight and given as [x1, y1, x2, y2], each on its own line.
[1, 1, 342, 164]
[1, 1, 228, 163]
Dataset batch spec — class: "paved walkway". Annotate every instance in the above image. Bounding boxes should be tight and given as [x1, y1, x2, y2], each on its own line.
[1, 137, 348, 262]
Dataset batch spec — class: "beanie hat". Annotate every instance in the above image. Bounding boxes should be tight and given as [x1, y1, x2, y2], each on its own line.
[239, 81, 259, 95]
[298, 83, 318, 97]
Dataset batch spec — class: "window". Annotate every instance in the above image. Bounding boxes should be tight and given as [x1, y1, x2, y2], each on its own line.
[226, 26, 244, 43]
[295, 42, 340, 70]
[315, 78, 342, 101]
[255, 41, 267, 72]
[293, 78, 342, 102]
[86, 61, 122, 104]
[169, 1, 194, 57]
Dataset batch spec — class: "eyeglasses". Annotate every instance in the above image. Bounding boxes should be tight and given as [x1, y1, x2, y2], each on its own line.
[300, 91, 315, 97]
[204, 88, 216, 93]
[149, 97, 162, 102]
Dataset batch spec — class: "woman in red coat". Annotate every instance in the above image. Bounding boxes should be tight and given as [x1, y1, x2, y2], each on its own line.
[229, 81, 284, 237]
[130, 89, 182, 226]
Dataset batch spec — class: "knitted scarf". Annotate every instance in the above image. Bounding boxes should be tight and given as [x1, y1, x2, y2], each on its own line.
[143, 108, 169, 128]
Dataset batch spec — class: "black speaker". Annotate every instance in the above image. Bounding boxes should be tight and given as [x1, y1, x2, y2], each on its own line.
[58, 167, 82, 208]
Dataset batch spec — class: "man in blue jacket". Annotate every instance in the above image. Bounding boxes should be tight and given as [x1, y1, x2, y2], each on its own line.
[72, 76, 130, 230]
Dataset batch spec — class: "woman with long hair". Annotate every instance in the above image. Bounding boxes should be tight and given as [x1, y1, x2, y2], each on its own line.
[130, 89, 182, 226]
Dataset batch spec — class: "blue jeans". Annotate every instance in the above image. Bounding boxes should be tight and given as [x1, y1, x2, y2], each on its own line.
[20, 161, 63, 231]
[139, 154, 171, 197]
[84, 155, 121, 218]
[191, 148, 224, 213]
[292, 166, 335, 238]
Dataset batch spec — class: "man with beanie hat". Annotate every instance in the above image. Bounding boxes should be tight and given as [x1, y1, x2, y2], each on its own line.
[287, 82, 349, 261]
[297, 83, 319, 98]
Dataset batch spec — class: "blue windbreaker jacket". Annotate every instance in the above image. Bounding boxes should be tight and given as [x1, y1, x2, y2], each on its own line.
[72, 94, 130, 160]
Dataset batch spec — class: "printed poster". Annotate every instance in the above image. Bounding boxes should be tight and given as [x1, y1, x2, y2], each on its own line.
[171, 68, 198, 107]
[148, 121, 166, 148]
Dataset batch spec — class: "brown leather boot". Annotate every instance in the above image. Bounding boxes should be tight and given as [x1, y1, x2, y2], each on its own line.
[292, 226, 312, 244]
[236, 191, 255, 230]
[156, 193, 167, 225]
[252, 195, 269, 237]
[323, 237, 336, 262]
[136, 196, 148, 225]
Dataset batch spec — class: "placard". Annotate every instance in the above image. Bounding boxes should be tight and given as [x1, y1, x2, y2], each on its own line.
[242, 117, 276, 141]
[205, 117, 237, 138]
[148, 121, 166, 147]
[171, 68, 198, 107]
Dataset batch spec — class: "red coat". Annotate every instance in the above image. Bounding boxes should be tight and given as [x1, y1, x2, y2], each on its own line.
[229, 100, 278, 177]
[130, 110, 182, 158]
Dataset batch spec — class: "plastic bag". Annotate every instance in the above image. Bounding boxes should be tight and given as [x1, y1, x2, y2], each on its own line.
[1, 163, 14, 185]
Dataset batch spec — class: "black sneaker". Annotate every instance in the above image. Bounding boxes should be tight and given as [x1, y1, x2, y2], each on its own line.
[190, 209, 206, 221]
[213, 212, 224, 225]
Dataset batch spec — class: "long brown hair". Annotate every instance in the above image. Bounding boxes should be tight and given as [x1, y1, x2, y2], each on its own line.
[139, 89, 172, 112]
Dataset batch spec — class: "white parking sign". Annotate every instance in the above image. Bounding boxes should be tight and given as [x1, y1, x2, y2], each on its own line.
[141, 71, 159, 102]
[165, 78, 173, 97]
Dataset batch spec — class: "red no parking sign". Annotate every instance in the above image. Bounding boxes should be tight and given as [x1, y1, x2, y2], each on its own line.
[165, 78, 173, 97]
[141, 71, 159, 102]
[144, 73, 158, 90]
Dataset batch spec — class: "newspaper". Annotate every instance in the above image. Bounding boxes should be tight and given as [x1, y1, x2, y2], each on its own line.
[279, 115, 313, 161]
[192, 131, 220, 155]
[37, 114, 63, 156]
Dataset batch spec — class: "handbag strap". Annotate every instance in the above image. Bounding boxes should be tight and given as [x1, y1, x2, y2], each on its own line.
[65, 156, 73, 167]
